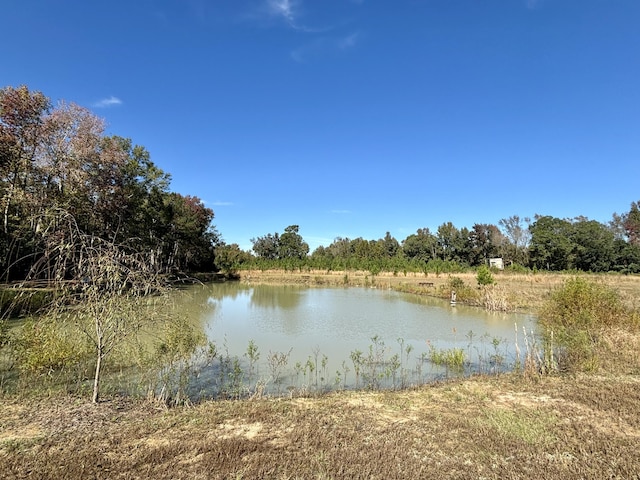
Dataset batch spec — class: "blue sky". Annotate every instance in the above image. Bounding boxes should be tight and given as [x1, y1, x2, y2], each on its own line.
[3, 0, 639, 251]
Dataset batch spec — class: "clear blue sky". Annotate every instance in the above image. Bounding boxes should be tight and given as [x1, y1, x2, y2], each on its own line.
[3, 0, 639, 251]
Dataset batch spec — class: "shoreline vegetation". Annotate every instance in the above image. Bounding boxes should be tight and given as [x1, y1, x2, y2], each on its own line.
[1, 270, 640, 478]
[239, 268, 640, 314]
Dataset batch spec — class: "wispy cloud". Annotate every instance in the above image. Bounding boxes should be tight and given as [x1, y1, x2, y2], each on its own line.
[267, 0, 296, 24]
[248, 1, 363, 60]
[261, 0, 330, 33]
[525, 0, 542, 9]
[92, 96, 122, 108]
[211, 201, 234, 206]
[331, 209, 352, 214]
[291, 31, 360, 62]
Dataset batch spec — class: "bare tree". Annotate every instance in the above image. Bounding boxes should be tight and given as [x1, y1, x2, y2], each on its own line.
[29, 210, 166, 402]
[499, 215, 532, 266]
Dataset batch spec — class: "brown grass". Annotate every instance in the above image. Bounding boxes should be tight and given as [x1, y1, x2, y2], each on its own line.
[241, 269, 640, 313]
[1, 374, 640, 479]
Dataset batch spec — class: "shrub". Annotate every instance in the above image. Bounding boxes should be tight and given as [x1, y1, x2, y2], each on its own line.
[538, 277, 637, 372]
[539, 277, 629, 331]
[15, 316, 91, 374]
[476, 266, 495, 286]
[448, 276, 466, 290]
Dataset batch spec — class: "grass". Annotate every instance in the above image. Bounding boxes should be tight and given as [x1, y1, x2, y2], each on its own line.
[1, 375, 639, 479]
[478, 408, 558, 446]
[428, 345, 465, 370]
[241, 268, 640, 313]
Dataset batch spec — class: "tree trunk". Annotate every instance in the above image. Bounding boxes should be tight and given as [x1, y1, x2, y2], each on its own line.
[92, 351, 102, 403]
[92, 324, 104, 403]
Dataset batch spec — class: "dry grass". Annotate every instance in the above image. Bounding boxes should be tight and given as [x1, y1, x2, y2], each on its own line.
[1, 374, 640, 479]
[241, 269, 640, 313]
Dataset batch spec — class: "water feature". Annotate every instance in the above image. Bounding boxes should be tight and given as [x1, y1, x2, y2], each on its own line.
[177, 282, 537, 398]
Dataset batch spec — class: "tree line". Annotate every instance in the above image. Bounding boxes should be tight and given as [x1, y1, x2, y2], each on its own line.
[0, 85, 218, 282]
[240, 208, 640, 275]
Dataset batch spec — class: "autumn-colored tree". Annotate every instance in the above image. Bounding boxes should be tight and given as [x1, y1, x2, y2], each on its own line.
[0, 86, 51, 278]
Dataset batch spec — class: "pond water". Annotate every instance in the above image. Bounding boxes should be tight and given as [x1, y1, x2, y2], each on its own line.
[179, 282, 537, 397]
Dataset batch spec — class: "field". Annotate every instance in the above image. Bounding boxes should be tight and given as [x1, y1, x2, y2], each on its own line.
[1, 271, 639, 479]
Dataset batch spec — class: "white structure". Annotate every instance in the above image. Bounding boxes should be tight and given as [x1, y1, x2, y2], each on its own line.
[489, 257, 504, 270]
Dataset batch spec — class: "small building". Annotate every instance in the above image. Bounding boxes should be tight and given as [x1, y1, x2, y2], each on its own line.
[489, 257, 504, 270]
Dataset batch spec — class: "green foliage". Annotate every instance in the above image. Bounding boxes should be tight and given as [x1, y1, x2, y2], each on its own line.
[244, 339, 260, 384]
[571, 220, 615, 272]
[529, 216, 618, 272]
[136, 314, 211, 406]
[538, 277, 637, 371]
[401, 228, 437, 262]
[156, 316, 206, 362]
[469, 223, 503, 266]
[622, 200, 640, 246]
[15, 316, 90, 374]
[252, 225, 309, 261]
[540, 277, 630, 330]
[428, 345, 465, 370]
[476, 266, 495, 286]
[0, 289, 56, 318]
[214, 243, 251, 276]
[529, 216, 575, 270]
[504, 263, 530, 274]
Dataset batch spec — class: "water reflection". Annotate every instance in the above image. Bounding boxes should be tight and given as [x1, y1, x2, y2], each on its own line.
[249, 285, 305, 310]
[170, 283, 536, 394]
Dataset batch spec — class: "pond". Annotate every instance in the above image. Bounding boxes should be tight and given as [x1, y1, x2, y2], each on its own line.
[178, 282, 537, 398]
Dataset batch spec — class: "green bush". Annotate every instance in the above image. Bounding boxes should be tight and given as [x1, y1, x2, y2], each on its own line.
[476, 266, 495, 286]
[538, 277, 636, 372]
[540, 277, 629, 330]
[440, 276, 481, 304]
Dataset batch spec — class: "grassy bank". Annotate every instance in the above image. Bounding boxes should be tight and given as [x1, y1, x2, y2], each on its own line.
[1, 270, 639, 479]
[1, 374, 639, 479]
[240, 268, 640, 313]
